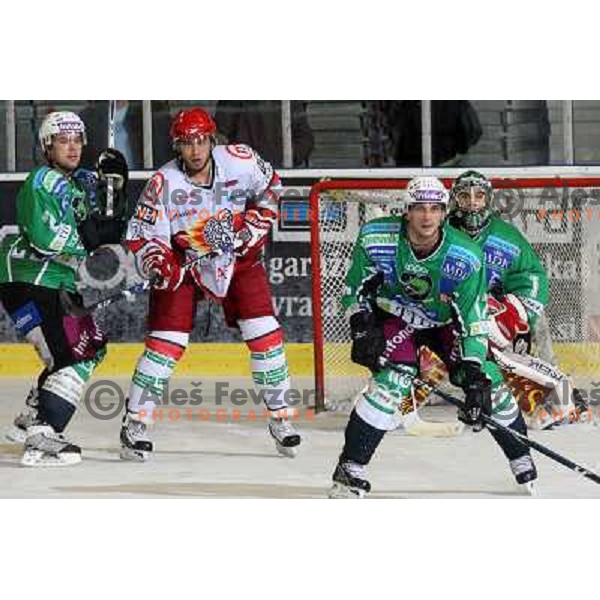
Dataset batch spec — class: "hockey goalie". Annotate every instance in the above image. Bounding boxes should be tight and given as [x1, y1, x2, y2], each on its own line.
[415, 170, 589, 431]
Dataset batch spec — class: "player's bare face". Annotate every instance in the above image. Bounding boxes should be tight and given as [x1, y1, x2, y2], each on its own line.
[456, 188, 487, 213]
[179, 136, 212, 180]
[47, 133, 83, 173]
[406, 203, 445, 247]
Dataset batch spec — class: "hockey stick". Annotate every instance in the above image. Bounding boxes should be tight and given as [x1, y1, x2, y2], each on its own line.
[382, 358, 600, 486]
[352, 272, 463, 437]
[105, 100, 117, 218]
[61, 248, 221, 316]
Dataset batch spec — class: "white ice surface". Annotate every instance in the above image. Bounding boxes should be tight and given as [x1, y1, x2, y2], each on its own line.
[1, 376, 599, 498]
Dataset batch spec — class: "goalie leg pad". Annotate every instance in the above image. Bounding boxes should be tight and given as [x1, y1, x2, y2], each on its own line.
[128, 331, 189, 419]
[491, 347, 576, 427]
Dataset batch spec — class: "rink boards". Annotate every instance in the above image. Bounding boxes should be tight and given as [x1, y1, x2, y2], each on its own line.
[0, 342, 599, 378]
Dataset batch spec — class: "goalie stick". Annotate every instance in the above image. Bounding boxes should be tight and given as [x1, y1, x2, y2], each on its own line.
[382, 358, 600, 486]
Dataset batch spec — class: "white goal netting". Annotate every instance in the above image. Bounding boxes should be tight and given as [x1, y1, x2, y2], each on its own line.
[310, 177, 600, 410]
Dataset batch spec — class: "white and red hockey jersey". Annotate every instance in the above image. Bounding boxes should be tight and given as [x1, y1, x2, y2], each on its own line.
[126, 144, 281, 298]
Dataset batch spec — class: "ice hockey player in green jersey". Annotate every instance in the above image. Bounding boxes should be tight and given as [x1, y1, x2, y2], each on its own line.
[447, 170, 585, 429]
[328, 176, 538, 498]
[0, 111, 128, 466]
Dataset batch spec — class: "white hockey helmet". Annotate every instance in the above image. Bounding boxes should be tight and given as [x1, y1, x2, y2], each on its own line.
[406, 176, 449, 208]
[39, 111, 87, 151]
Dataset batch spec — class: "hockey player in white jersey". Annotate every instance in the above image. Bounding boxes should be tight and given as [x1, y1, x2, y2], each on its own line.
[121, 107, 301, 460]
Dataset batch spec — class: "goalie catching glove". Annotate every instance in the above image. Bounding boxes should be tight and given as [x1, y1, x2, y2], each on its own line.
[233, 207, 277, 257]
[488, 293, 531, 354]
[457, 360, 492, 431]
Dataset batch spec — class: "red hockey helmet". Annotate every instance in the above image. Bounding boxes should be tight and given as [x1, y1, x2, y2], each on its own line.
[170, 108, 217, 145]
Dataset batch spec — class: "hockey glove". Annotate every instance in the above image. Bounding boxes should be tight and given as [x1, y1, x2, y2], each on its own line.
[96, 148, 128, 191]
[350, 309, 386, 372]
[488, 294, 531, 354]
[457, 361, 492, 431]
[233, 207, 277, 257]
[94, 148, 129, 219]
[130, 238, 183, 292]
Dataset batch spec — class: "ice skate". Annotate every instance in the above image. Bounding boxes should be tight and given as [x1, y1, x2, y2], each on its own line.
[6, 387, 39, 443]
[268, 415, 301, 458]
[21, 424, 81, 467]
[120, 412, 153, 461]
[328, 461, 371, 499]
[6, 408, 39, 444]
[510, 455, 538, 496]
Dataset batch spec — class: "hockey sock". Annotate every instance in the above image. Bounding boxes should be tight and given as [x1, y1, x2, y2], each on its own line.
[128, 331, 188, 417]
[340, 409, 386, 466]
[38, 389, 76, 433]
[241, 319, 292, 414]
[488, 411, 530, 461]
[36, 366, 89, 432]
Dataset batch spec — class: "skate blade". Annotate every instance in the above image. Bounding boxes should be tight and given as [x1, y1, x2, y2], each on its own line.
[5, 426, 26, 444]
[21, 450, 81, 467]
[515, 481, 538, 497]
[274, 442, 298, 458]
[328, 483, 365, 499]
[120, 447, 151, 462]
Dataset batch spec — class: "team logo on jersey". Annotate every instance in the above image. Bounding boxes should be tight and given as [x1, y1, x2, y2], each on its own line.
[399, 271, 433, 301]
[186, 208, 235, 254]
[226, 144, 253, 159]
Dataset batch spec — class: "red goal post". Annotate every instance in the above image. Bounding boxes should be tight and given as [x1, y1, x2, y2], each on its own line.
[309, 175, 600, 413]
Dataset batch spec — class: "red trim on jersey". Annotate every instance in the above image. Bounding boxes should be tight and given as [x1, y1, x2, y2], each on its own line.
[145, 336, 186, 360]
[246, 329, 284, 352]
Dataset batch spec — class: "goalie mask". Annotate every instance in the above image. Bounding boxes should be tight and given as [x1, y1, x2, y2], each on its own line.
[450, 170, 493, 237]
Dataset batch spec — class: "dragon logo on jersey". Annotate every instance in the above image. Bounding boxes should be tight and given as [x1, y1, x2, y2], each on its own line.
[186, 208, 235, 254]
[399, 271, 432, 301]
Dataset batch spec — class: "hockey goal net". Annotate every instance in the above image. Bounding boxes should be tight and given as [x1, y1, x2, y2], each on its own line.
[310, 176, 600, 412]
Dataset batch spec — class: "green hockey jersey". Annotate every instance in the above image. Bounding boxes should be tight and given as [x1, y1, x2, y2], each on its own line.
[342, 216, 490, 366]
[452, 214, 549, 325]
[0, 166, 90, 292]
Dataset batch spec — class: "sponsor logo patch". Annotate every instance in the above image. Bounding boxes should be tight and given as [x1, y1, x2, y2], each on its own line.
[136, 203, 158, 225]
[11, 301, 43, 335]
